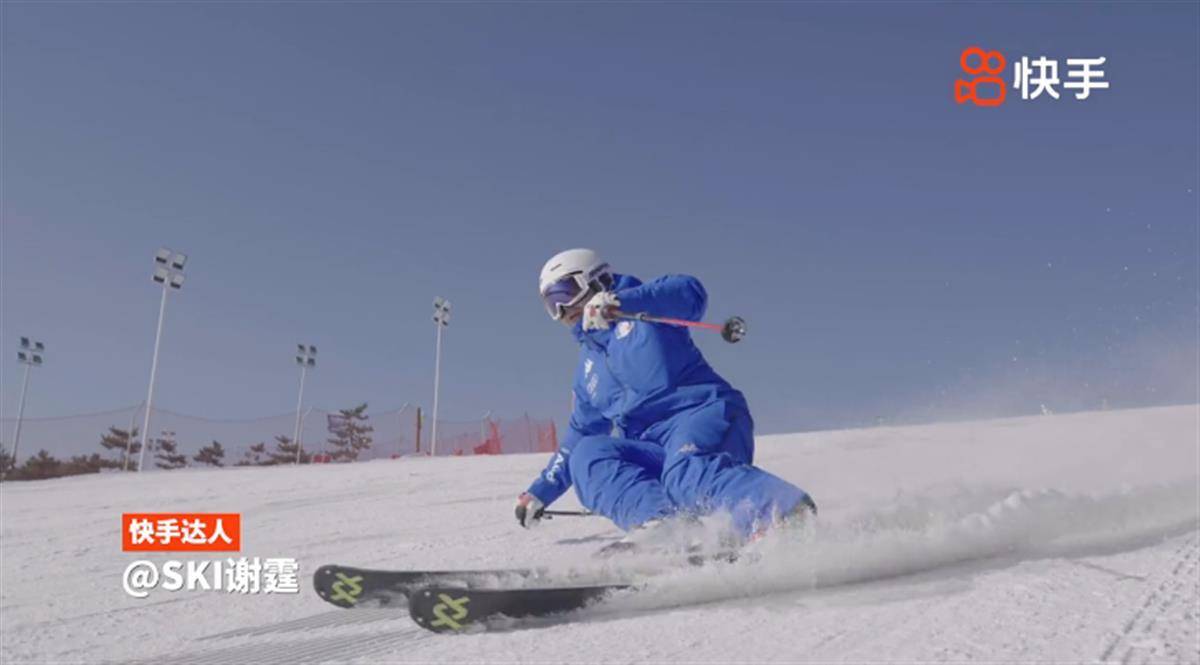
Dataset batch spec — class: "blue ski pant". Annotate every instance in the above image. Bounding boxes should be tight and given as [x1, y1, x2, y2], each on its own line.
[567, 408, 811, 537]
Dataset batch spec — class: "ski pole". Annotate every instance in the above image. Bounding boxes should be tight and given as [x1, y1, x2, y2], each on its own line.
[541, 509, 594, 519]
[613, 310, 747, 343]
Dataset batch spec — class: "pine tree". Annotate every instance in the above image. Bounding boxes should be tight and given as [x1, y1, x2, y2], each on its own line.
[326, 403, 374, 462]
[153, 431, 188, 470]
[193, 441, 226, 467]
[237, 442, 271, 466]
[62, 453, 119, 476]
[99, 426, 141, 469]
[0, 446, 14, 478]
[269, 435, 312, 465]
[17, 450, 63, 480]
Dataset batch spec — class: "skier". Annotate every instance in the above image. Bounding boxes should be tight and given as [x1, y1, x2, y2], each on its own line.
[515, 248, 815, 546]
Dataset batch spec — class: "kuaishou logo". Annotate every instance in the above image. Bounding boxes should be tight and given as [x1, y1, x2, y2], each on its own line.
[955, 46, 1110, 107]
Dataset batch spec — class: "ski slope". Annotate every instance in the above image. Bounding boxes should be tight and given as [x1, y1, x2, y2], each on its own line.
[2, 404, 1197, 664]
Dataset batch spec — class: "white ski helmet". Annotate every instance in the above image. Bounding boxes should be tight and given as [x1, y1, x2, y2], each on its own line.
[538, 248, 613, 321]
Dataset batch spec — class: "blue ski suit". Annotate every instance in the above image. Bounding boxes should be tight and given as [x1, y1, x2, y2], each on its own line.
[526, 273, 811, 537]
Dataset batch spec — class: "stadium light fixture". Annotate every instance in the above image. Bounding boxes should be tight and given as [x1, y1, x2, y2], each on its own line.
[292, 344, 317, 464]
[140, 247, 187, 472]
[7, 337, 46, 475]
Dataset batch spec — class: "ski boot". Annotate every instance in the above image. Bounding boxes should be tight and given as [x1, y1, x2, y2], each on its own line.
[745, 494, 818, 545]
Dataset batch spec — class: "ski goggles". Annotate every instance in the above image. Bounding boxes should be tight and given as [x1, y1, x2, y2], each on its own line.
[540, 272, 592, 321]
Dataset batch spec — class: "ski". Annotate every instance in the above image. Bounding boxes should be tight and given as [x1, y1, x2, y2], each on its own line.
[312, 564, 546, 608]
[407, 582, 632, 633]
[314, 545, 739, 610]
[593, 540, 742, 567]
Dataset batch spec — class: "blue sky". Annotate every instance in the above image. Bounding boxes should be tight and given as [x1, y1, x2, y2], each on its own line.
[3, 2, 1197, 435]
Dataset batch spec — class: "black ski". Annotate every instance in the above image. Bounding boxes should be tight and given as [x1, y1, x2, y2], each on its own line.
[407, 583, 632, 633]
[593, 540, 741, 567]
[312, 564, 545, 608]
[314, 547, 738, 610]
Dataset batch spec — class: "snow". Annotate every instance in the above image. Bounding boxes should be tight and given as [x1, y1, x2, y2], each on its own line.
[2, 404, 1197, 664]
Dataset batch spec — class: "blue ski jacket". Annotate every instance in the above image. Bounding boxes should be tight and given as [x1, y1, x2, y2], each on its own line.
[527, 273, 749, 506]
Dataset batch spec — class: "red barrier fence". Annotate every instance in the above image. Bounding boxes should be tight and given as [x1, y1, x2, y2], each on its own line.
[430, 416, 558, 458]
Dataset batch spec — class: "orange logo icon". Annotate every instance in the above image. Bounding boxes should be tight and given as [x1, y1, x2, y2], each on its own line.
[955, 46, 1007, 107]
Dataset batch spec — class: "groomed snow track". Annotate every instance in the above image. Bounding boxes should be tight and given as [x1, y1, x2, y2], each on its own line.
[2, 405, 1197, 663]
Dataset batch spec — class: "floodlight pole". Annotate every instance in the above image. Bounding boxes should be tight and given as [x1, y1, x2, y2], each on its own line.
[293, 364, 309, 464]
[292, 345, 317, 464]
[7, 338, 47, 476]
[431, 298, 450, 456]
[396, 402, 410, 458]
[431, 320, 443, 456]
[302, 406, 314, 444]
[9, 363, 31, 471]
[292, 362, 307, 460]
[139, 247, 186, 473]
[139, 284, 169, 472]
[124, 402, 143, 471]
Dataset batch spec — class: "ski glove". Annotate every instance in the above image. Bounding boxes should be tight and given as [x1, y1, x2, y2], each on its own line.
[514, 492, 545, 528]
[582, 291, 621, 331]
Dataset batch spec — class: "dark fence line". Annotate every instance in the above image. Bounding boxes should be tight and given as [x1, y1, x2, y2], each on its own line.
[0, 405, 557, 479]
